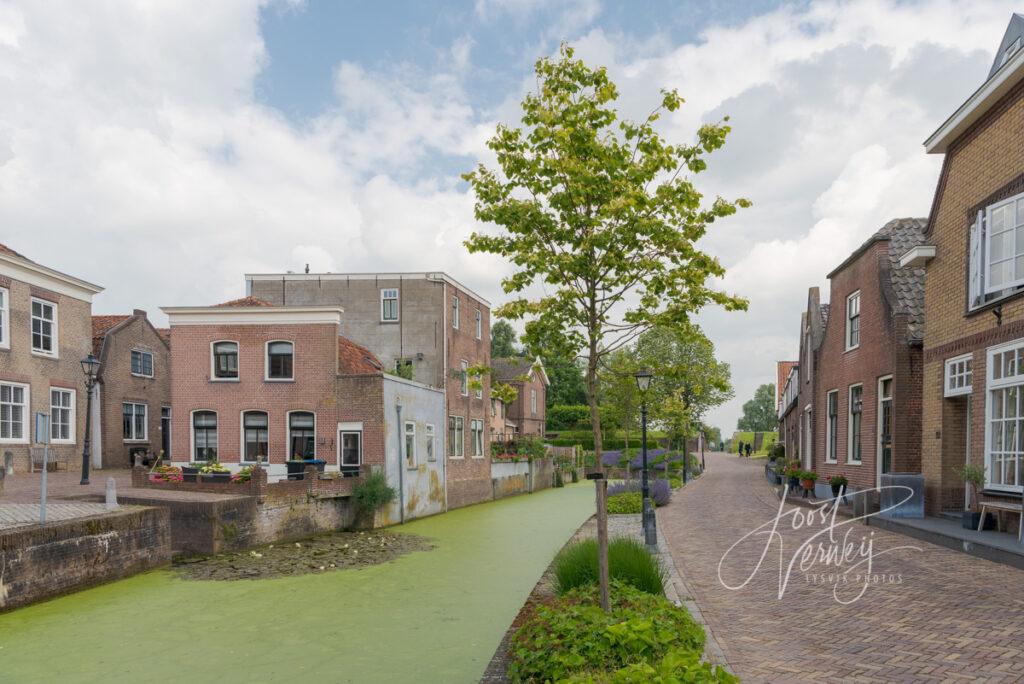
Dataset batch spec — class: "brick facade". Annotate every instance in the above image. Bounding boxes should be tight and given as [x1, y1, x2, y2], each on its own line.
[494, 356, 548, 438]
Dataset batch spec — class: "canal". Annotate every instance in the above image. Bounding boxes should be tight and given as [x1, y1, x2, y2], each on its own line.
[0, 483, 594, 683]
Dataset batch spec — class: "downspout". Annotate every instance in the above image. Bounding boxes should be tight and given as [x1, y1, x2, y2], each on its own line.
[395, 402, 405, 524]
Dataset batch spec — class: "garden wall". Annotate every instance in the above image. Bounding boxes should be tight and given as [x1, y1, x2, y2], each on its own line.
[0, 506, 171, 612]
[490, 457, 555, 499]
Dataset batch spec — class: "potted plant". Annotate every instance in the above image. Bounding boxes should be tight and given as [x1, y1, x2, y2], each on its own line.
[199, 461, 231, 483]
[829, 474, 848, 499]
[786, 461, 801, 491]
[151, 465, 182, 483]
[957, 463, 989, 530]
[232, 465, 254, 484]
[799, 470, 818, 492]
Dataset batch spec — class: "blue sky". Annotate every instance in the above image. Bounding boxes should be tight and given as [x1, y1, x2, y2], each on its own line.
[0, 0, 1017, 431]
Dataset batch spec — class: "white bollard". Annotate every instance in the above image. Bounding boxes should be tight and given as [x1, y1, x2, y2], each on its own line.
[106, 477, 119, 510]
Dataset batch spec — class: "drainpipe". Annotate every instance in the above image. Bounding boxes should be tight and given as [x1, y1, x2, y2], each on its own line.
[395, 401, 405, 524]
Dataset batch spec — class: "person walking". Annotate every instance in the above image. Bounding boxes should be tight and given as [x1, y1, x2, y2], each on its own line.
[745, 443, 752, 458]
[737, 440, 743, 456]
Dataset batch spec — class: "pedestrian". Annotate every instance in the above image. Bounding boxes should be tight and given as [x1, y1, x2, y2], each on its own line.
[745, 443, 752, 458]
[719, 440, 724, 452]
[737, 440, 744, 456]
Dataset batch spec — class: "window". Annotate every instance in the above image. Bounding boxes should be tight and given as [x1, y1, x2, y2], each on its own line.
[470, 419, 484, 458]
[266, 341, 294, 380]
[242, 411, 269, 463]
[123, 402, 147, 441]
[460, 359, 469, 396]
[0, 382, 28, 442]
[475, 309, 482, 339]
[986, 339, 1024, 492]
[970, 194, 1024, 310]
[425, 424, 436, 462]
[825, 390, 838, 463]
[531, 389, 537, 415]
[945, 354, 973, 397]
[192, 411, 217, 461]
[452, 296, 460, 329]
[381, 288, 399, 321]
[448, 415, 464, 458]
[405, 421, 417, 468]
[0, 287, 8, 349]
[212, 341, 238, 379]
[288, 411, 316, 459]
[50, 388, 74, 443]
[341, 430, 362, 466]
[131, 350, 154, 377]
[847, 385, 862, 464]
[490, 398, 496, 417]
[31, 298, 57, 356]
[845, 292, 860, 350]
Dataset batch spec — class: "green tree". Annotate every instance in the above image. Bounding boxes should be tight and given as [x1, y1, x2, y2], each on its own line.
[464, 45, 748, 463]
[737, 383, 776, 432]
[543, 354, 587, 407]
[598, 348, 642, 450]
[491, 319, 520, 358]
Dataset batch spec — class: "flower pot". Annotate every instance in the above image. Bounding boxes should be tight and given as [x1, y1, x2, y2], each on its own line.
[202, 472, 231, 483]
[831, 484, 844, 498]
[182, 465, 199, 483]
[800, 479, 815, 490]
[788, 475, 800, 490]
[962, 510, 997, 530]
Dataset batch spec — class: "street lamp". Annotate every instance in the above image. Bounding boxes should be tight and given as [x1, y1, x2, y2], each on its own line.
[80, 354, 100, 485]
[634, 369, 656, 549]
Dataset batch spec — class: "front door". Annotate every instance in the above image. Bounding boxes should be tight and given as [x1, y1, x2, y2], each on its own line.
[161, 406, 171, 458]
[878, 377, 893, 484]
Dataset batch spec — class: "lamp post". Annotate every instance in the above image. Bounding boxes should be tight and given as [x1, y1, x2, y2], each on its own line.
[634, 369, 656, 548]
[80, 354, 100, 485]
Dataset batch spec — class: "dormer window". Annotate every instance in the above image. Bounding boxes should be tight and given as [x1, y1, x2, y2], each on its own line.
[266, 341, 294, 380]
[212, 341, 238, 380]
[1001, 37, 1021, 67]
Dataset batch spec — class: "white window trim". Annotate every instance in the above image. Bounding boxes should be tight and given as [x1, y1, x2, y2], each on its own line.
[123, 401, 148, 442]
[405, 421, 417, 469]
[984, 338, 1024, 492]
[531, 389, 537, 416]
[452, 296, 460, 329]
[825, 389, 838, 464]
[475, 309, 482, 339]
[190, 409, 218, 462]
[847, 384, 863, 464]
[131, 349, 155, 378]
[210, 340, 240, 382]
[264, 340, 295, 382]
[449, 415, 464, 459]
[338, 428, 363, 467]
[286, 410, 317, 460]
[240, 409, 270, 464]
[470, 419, 484, 459]
[460, 359, 469, 397]
[845, 291, 860, 352]
[0, 286, 9, 350]
[425, 423, 436, 462]
[49, 387, 76, 444]
[380, 288, 400, 323]
[944, 353, 973, 398]
[30, 297, 58, 358]
[0, 380, 30, 444]
[983, 191, 1024, 295]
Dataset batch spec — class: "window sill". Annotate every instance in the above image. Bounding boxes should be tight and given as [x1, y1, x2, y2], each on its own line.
[31, 350, 58, 360]
[0, 438, 29, 444]
[210, 377, 240, 383]
[131, 373, 155, 379]
[824, 459, 838, 464]
[51, 439, 76, 446]
[123, 439, 149, 444]
[448, 455, 465, 460]
[844, 345, 859, 353]
[967, 286, 1024, 317]
[264, 378, 295, 383]
[380, 319, 400, 324]
[846, 460, 862, 466]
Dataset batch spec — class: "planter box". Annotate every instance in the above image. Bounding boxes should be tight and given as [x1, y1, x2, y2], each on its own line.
[202, 472, 231, 484]
[182, 465, 199, 483]
[286, 459, 326, 480]
[962, 511, 997, 530]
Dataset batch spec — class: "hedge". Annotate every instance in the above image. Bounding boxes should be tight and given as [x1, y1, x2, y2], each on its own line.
[548, 436, 658, 450]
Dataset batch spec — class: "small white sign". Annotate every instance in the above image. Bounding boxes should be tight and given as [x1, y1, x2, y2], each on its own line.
[34, 411, 50, 445]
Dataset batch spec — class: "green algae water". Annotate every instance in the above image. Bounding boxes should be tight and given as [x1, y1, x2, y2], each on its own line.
[0, 484, 594, 683]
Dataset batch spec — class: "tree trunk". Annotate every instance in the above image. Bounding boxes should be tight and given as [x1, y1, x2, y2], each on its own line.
[587, 347, 603, 473]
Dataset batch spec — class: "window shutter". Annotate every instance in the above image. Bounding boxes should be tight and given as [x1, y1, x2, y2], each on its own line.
[969, 210, 983, 308]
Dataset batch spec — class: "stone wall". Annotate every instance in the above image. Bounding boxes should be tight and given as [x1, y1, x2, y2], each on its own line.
[0, 506, 170, 612]
[490, 457, 555, 499]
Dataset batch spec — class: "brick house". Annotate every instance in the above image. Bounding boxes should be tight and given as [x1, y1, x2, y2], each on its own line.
[91, 310, 171, 468]
[161, 296, 446, 521]
[493, 356, 549, 438]
[812, 218, 927, 496]
[776, 361, 799, 461]
[0, 243, 103, 473]
[489, 395, 516, 442]
[245, 272, 492, 509]
[914, 14, 1024, 513]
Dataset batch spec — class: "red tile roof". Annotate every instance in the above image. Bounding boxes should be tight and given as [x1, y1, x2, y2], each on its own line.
[0, 242, 29, 260]
[215, 296, 273, 307]
[91, 315, 131, 356]
[338, 336, 383, 375]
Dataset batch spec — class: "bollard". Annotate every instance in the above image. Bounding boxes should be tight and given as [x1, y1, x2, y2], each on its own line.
[3, 450, 12, 476]
[106, 477, 119, 510]
[0, 465, 5, 497]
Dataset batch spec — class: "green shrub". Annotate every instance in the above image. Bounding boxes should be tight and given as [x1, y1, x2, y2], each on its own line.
[552, 537, 665, 596]
[352, 472, 396, 515]
[668, 476, 682, 489]
[571, 469, 580, 483]
[606, 492, 642, 514]
[554, 469, 565, 488]
[508, 582, 729, 683]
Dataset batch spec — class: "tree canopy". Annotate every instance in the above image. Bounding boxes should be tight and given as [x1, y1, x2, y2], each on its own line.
[464, 44, 748, 460]
[490, 319, 519, 358]
[737, 383, 776, 432]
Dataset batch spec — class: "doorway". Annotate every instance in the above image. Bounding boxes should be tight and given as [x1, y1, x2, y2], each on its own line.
[161, 406, 171, 458]
[877, 376, 893, 486]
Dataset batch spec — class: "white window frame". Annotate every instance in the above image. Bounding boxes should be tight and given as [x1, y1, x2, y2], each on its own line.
[452, 296, 460, 329]
[845, 291, 860, 351]
[847, 384, 863, 464]
[985, 338, 1024, 492]
[475, 309, 482, 339]
[339, 428, 363, 467]
[425, 423, 436, 462]
[123, 402, 148, 442]
[210, 340, 240, 382]
[0, 381, 29, 444]
[405, 421, 417, 469]
[381, 288, 399, 322]
[131, 349, 154, 378]
[470, 419, 484, 458]
[944, 353, 973, 398]
[0, 286, 9, 350]
[30, 297, 58, 358]
[190, 409, 218, 462]
[825, 389, 838, 463]
[265, 340, 295, 381]
[50, 387, 76, 444]
[286, 410, 317, 460]
[240, 409, 270, 464]
[983, 192, 1024, 295]
[531, 388, 537, 415]
[460, 359, 469, 396]
[448, 415, 464, 459]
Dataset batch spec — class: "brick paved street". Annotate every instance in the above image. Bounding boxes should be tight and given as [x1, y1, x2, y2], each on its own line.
[0, 502, 115, 529]
[658, 452, 1024, 683]
[1, 469, 134, 503]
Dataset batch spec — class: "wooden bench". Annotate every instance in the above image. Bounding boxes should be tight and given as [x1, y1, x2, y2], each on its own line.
[978, 498, 1024, 542]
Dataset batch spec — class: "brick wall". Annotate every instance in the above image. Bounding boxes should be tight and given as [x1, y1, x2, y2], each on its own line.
[0, 506, 170, 612]
[506, 370, 547, 437]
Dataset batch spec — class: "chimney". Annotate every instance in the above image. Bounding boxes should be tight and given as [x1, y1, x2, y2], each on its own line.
[133, 309, 146, 318]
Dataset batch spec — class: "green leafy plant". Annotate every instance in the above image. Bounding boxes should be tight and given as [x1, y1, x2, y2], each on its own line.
[353, 472, 396, 515]
[553, 538, 665, 596]
[555, 469, 565, 488]
[957, 463, 985, 511]
[199, 461, 230, 474]
[606, 492, 642, 514]
[232, 465, 254, 483]
[508, 582, 711, 683]
[798, 470, 818, 482]
[571, 469, 580, 483]
[828, 474, 848, 487]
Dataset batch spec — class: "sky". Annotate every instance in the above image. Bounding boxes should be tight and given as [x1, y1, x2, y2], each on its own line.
[0, 0, 1018, 433]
